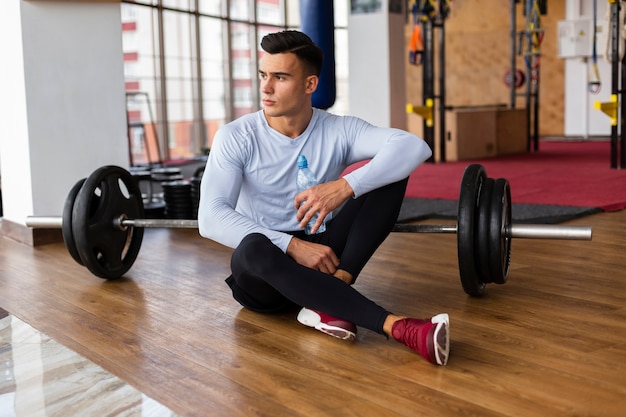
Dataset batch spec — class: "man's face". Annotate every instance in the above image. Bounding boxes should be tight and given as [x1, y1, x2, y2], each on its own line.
[258, 52, 317, 118]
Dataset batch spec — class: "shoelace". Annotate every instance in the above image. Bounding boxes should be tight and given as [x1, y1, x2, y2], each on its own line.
[393, 319, 433, 361]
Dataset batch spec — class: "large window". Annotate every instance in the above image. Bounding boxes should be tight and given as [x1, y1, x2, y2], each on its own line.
[121, 0, 348, 165]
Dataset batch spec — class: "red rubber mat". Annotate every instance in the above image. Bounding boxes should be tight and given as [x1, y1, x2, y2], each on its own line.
[404, 141, 626, 212]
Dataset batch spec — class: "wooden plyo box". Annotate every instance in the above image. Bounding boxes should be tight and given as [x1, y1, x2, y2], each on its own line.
[444, 108, 528, 161]
[496, 109, 529, 155]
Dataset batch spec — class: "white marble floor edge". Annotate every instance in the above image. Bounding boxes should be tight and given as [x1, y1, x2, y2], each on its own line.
[0, 311, 180, 417]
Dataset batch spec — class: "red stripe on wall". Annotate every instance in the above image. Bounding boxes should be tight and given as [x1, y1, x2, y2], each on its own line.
[125, 81, 140, 91]
[124, 52, 138, 61]
[122, 21, 137, 31]
[127, 110, 142, 123]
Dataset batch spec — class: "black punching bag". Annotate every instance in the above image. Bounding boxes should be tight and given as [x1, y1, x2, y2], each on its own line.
[300, 0, 336, 109]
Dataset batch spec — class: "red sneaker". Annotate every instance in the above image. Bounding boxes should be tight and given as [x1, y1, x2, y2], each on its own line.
[391, 313, 450, 365]
[297, 307, 357, 341]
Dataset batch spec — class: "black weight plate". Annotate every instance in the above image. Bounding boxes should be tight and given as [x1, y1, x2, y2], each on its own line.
[163, 190, 192, 196]
[164, 197, 192, 204]
[489, 179, 512, 284]
[163, 188, 192, 194]
[457, 164, 487, 296]
[144, 200, 166, 219]
[131, 170, 151, 181]
[165, 208, 193, 215]
[192, 166, 204, 179]
[164, 194, 193, 201]
[164, 205, 192, 211]
[161, 180, 191, 187]
[62, 178, 86, 266]
[164, 206, 194, 213]
[163, 191, 192, 197]
[476, 178, 494, 284]
[72, 166, 144, 279]
[166, 214, 194, 220]
[151, 167, 181, 175]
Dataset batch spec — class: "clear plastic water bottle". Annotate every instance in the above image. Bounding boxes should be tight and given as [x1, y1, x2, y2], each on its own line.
[296, 155, 326, 235]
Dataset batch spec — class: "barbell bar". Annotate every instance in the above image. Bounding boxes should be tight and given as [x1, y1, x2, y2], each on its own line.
[391, 223, 591, 240]
[26, 216, 199, 229]
[24, 164, 593, 296]
[25, 216, 591, 240]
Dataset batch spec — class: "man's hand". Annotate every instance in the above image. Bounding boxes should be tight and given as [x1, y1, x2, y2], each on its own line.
[294, 178, 354, 234]
[286, 237, 340, 274]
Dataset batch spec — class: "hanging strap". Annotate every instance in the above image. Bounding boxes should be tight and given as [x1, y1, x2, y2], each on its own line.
[409, 24, 424, 65]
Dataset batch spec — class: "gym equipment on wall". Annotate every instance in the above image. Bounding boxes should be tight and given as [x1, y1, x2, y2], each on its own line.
[509, 0, 544, 152]
[409, 0, 451, 162]
[602, 0, 626, 168]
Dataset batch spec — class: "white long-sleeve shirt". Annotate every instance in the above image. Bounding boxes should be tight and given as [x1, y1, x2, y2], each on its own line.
[198, 108, 432, 252]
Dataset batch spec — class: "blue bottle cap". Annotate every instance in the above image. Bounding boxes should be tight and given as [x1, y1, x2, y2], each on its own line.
[297, 155, 308, 168]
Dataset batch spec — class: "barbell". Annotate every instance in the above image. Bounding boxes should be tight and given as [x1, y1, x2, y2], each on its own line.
[25, 164, 592, 296]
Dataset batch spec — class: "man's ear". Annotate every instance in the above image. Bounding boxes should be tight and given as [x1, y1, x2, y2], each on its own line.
[305, 75, 319, 94]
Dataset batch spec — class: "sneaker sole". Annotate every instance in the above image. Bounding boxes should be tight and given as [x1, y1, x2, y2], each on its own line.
[431, 313, 450, 366]
[297, 308, 356, 341]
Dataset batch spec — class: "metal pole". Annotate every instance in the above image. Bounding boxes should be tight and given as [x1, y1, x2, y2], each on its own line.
[619, 0, 626, 168]
[509, 0, 517, 109]
[610, 0, 619, 168]
[193, 0, 207, 154]
[423, 19, 435, 162]
[393, 223, 591, 240]
[506, 224, 592, 240]
[524, 0, 532, 151]
[25, 217, 63, 228]
[156, 3, 168, 163]
[533, 66, 540, 151]
[438, 6, 446, 162]
[531, 0, 541, 152]
[392, 224, 457, 234]
[123, 218, 199, 228]
[26, 216, 592, 240]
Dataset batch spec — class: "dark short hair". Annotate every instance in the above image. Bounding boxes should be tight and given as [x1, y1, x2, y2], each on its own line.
[260, 30, 323, 76]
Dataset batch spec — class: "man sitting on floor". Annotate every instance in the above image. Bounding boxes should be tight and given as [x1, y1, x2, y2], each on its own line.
[198, 30, 449, 365]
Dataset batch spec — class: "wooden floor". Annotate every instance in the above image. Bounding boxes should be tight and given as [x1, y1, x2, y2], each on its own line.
[1, 210, 625, 417]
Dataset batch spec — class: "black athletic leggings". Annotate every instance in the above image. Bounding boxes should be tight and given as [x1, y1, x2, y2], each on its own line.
[226, 178, 408, 335]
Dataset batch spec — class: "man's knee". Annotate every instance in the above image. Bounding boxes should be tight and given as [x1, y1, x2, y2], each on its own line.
[232, 233, 281, 275]
[237, 233, 270, 252]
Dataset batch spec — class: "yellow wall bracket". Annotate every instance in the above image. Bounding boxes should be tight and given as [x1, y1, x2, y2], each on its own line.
[407, 98, 434, 127]
[594, 94, 618, 126]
